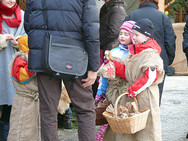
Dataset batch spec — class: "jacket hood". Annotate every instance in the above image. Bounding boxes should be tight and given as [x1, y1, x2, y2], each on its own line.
[105, 0, 124, 8]
[139, 2, 157, 9]
[10, 52, 36, 84]
[128, 38, 161, 55]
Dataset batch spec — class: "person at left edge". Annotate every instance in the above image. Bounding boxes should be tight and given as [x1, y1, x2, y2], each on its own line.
[0, 0, 25, 140]
[182, 16, 188, 139]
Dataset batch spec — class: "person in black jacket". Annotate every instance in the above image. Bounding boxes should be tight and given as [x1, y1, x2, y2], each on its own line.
[92, 0, 126, 98]
[125, 0, 176, 106]
[183, 16, 188, 65]
[24, 0, 100, 141]
[100, 0, 126, 52]
[182, 16, 188, 139]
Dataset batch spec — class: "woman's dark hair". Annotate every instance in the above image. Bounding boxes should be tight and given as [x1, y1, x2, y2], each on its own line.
[139, 0, 159, 9]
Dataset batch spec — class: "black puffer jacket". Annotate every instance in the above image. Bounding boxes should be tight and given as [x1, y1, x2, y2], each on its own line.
[100, 0, 126, 51]
[125, 2, 176, 72]
[24, 0, 100, 72]
[183, 17, 188, 62]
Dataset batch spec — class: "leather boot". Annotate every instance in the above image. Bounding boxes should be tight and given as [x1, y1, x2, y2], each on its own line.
[0, 121, 9, 141]
[58, 109, 72, 129]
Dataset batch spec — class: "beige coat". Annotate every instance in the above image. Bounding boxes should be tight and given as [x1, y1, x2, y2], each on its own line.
[7, 52, 40, 141]
[105, 56, 129, 105]
[58, 82, 71, 115]
[104, 49, 164, 141]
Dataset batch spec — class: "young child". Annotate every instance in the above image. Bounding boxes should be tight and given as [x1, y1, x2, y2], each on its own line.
[95, 21, 136, 141]
[96, 21, 136, 103]
[7, 35, 71, 140]
[104, 18, 164, 141]
[7, 35, 40, 141]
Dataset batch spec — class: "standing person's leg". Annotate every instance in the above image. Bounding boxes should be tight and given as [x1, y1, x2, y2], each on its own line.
[93, 49, 104, 98]
[37, 73, 61, 141]
[100, 49, 104, 66]
[64, 76, 96, 141]
[158, 75, 166, 106]
[92, 80, 99, 98]
[0, 105, 11, 123]
[0, 105, 11, 141]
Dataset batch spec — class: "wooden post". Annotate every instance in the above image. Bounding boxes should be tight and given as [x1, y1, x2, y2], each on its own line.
[178, 8, 182, 22]
[159, 0, 164, 12]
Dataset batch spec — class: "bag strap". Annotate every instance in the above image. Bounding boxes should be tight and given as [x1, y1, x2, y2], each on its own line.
[41, 0, 48, 30]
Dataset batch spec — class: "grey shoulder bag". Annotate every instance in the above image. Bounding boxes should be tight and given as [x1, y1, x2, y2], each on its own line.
[41, 0, 88, 80]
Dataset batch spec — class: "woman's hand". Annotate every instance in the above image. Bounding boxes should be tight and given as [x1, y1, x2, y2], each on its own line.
[12, 39, 18, 46]
[5, 34, 15, 41]
[5, 34, 18, 45]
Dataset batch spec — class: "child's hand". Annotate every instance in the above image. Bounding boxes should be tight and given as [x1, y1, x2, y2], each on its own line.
[126, 90, 135, 99]
[103, 50, 114, 65]
[104, 57, 114, 65]
[12, 35, 21, 46]
[95, 93, 105, 102]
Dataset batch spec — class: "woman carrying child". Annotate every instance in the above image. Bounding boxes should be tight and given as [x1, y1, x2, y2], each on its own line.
[105, 18, 164, 141]
[96, 20, 135, 141]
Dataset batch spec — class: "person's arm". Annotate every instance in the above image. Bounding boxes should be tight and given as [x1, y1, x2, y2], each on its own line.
[95, 77, 109, 102]
[163, 15, 176, 66]
[0, 34, 8, 50]
[127, 67, 159, 98]
[81, 0, 100, 87]
[24, 0, 31, 34]
[100, 6, 126, 47]
[0, 34, 16, 50]
[82, 0, 100, 72]
[183, 17, 188, 64]
[113, 60, 125, 79]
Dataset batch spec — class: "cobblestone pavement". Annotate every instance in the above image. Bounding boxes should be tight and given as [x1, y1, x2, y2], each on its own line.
[160, 76, 188, 141]
[58, 76, 188, 141]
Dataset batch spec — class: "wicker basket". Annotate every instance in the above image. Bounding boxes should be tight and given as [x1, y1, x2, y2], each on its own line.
[103, 93, 150, 134]
[95, 101, 108, 125]
[95, 106, 108, 125]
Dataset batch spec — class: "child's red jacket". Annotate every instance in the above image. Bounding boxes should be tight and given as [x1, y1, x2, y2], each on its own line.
[114, 39, 162, 97]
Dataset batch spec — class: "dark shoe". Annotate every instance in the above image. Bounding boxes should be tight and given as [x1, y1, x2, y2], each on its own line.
[58, 109, 72, 129]
[166, 66, 175, 76]
[186, 133, 188, 138]
[0, 121, 9, 141]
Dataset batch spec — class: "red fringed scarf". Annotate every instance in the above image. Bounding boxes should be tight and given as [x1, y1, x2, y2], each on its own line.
[0, 3, 21, 33]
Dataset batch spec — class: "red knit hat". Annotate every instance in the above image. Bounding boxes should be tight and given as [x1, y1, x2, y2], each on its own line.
[119, 21, 136, 43]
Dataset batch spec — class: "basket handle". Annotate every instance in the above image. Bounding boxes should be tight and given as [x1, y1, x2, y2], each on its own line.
[114, 92, 138, 118]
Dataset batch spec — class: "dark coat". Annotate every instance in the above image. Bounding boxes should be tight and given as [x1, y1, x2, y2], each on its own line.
[183, 17, 188, 62]
[125, 2, 176, 72]
[24, 0, 100, 72]
[100, 0, 126, 51]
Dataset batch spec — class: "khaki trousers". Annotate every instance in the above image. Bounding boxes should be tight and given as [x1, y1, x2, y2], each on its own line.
[37, 73, 96, 141]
